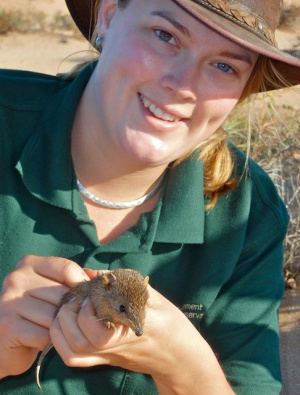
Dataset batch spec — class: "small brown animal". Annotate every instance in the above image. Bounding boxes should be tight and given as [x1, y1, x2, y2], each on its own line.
[36, 269, 149, 391]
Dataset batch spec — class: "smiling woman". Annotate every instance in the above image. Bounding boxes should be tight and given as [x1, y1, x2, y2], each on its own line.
[0, 1, 299, 395]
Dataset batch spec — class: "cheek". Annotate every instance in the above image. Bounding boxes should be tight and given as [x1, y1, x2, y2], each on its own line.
[202, 97, 238, 128]
[116, 35, 161, 84]
[190, 98, 238, 144]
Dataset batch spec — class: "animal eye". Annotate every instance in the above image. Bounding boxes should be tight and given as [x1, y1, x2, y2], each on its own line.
[119, 305, 126, 313]
[155, 29, 176, 44]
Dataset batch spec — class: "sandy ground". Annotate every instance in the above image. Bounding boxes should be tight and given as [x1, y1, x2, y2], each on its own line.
[0, 31, 93, 74]
[0, 0, 299, 106]
[280, 291, 300, 395]
[0, 0, 91, 74]
[0, 1, 300, 394]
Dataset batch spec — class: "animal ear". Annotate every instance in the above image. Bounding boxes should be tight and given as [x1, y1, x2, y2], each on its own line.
[102, 272, 116, 289]
[144, 276, 149, 286]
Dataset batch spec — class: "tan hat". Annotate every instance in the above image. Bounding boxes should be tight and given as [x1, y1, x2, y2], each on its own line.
[65, 0, 300, 90]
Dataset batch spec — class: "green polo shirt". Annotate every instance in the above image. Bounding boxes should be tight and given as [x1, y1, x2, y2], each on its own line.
[0, 65, 288, 395]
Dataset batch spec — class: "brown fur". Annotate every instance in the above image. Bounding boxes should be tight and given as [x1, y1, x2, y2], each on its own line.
[36, 269, 149, 391]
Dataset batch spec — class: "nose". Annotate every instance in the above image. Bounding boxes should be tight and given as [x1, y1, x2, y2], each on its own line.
[160, 58, 198, 102]
[135, 327, 143, 337]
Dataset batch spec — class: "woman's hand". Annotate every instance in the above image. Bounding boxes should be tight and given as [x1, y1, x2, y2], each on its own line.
[50, 284, 235, 394]
[0, 255, 89, 379]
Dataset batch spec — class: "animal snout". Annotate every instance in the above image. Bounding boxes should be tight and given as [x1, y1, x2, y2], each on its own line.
[135, 327, 143, 337]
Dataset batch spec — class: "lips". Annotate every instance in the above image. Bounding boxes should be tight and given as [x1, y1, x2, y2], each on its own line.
[140, 94, 180, 122]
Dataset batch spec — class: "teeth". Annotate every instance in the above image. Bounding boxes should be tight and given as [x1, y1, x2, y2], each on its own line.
[140, 95, 179, 122]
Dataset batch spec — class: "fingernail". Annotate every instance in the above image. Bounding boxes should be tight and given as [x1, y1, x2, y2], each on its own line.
[81, 297, 89, 309]
[68, 296, 77, 303]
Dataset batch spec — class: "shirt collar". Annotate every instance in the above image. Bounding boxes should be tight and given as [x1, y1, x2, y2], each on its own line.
[16, 63, 94, 211]
[16, 63, 204, 246]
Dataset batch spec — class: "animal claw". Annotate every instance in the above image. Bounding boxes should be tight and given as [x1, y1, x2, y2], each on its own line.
[106, 321, 117, 332]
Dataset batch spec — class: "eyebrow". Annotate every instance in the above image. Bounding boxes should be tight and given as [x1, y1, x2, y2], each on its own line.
[151, 11, 254, 66]
[219, 51, 254, 66]
[151, 11, 191, 37]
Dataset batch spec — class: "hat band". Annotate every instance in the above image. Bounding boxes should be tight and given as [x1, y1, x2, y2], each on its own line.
[192, 0, 276, 46]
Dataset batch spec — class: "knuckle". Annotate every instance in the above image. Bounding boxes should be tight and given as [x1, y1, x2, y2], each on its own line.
[2, 270, 28, 291]
[0, 313, 14, 335]
[60, 258, 75, 276]
[62, 355, 80, 368]
[71, 336, 90, 354]
[119, 353, 132, 364]
[60, 258, 86, 284]
[15, 255, 33, 269]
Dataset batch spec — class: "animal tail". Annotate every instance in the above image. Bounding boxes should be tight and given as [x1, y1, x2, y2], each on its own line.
[36, 341, 54, 392]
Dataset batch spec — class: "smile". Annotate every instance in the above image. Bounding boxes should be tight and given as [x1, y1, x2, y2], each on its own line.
[140, 94, 180, 122]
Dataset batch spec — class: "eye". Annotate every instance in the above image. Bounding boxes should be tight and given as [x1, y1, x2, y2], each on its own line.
[155, 29, 176, 44]
[215, 62, 234, 73]
[119, 305, 126, 313]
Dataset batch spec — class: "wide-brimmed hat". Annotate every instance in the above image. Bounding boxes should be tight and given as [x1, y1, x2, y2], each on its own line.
[65, 0, 300, 90]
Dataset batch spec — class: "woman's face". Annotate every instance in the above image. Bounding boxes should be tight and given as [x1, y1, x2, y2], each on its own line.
[90, 0, 257, 167]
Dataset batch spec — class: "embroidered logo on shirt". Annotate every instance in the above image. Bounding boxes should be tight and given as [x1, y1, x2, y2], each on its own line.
[182, 303, 205, 321]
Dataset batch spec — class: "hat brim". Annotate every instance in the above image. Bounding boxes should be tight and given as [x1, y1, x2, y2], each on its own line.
[173, 0, 300, 90]
[65, 0, 300, 91]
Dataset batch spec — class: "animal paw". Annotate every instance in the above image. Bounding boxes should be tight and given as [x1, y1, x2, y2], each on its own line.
[106, 321, 117, 332]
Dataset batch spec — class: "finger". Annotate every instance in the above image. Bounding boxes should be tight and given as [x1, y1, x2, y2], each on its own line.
[8, 316, 50, 351]
[83, 268, 105, 279]
[55, 299, 96, 354]
[2, 265, 70, 308]
[83, 268, 136, 280]
[51, 322, 109, 368]
[17, 255, 89, 287]
[50, 303, 110, 368]
[77, 299, 133, 350]
[16, 296, 58, 329]
[1, 267, 60, 297]
[28, 283, 70, 307]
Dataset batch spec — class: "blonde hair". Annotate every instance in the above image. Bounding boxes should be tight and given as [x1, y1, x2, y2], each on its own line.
[60, 1, 290, 208]
[170, 56, 290, 208]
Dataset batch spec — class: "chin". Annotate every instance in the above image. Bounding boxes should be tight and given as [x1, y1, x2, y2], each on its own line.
[123, 138, 173, 166]
[133, 153, 168, 166]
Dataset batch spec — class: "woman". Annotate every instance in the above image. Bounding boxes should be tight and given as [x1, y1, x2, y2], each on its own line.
[0, 0, 299, 393]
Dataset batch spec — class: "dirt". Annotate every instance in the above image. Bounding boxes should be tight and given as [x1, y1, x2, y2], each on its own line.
[1, 0, 299, 104]
[280, 290, 300, 395]
[0, 1, 300, 394]
[0, 0, 89, 74]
